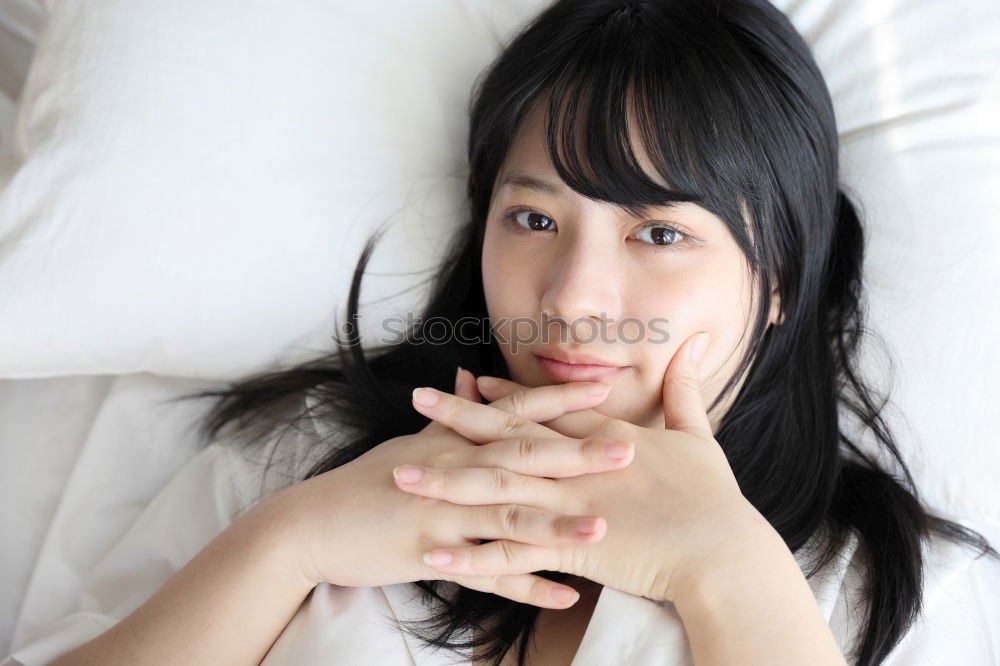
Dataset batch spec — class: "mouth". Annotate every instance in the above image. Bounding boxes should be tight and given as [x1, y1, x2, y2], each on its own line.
[534, 353, 629, 382]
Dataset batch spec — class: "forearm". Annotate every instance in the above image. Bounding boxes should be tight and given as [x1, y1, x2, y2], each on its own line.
[51, 494, 315, 666]
[672, 521, 847, 666]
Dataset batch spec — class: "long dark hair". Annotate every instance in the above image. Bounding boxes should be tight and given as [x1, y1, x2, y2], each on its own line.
[173, 1, 997, 664]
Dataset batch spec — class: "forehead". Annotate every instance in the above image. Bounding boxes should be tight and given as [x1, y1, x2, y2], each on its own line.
[490, 101, 753, 248]
[498, 96, 679, 196]
[494, 102, 701, 219]
[495, 103, 554, 187]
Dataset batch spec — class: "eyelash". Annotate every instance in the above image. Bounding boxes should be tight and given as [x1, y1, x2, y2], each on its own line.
[501, 208, 698, 253]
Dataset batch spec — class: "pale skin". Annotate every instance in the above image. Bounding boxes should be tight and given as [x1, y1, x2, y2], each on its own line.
[391, 103, 845, 663]
[478, 101, 777, 434]
[50, 384, 658, 666]
[51, 373, 845, 666]
[411, 99, 785, 597]
[50, 111, 845, 665]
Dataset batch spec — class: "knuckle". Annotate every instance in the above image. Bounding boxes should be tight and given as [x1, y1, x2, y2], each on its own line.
[516, 437, 538, 464]
[562, 543, 588, 575]
[497, 539, 518, 566]
[500, 504, 521, 535]
[505, 389, 529, 416]
[491, 467, 512, 493]
[584, 437, 607, 463]
[496, 411, 524, 439]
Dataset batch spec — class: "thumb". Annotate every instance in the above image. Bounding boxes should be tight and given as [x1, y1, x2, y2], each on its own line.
[662, 332, 713, 439]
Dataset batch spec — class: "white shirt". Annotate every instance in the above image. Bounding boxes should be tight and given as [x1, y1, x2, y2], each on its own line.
[4, 399, 999, 665]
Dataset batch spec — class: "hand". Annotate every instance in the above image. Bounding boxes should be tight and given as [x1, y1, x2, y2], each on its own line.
[395, 332, 776, 604]
[265, 369, 632, 609]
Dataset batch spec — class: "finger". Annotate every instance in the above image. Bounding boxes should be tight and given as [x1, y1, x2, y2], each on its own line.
[468, 502, 606, 546]
[421, 366, 482, 438]
[482, 381, 611, 423]
[406, 432, 634, 480]
[393, 464, 564, 508]
[455, 366, 483, 403]
[392, 461, 627, 511]
[662, 332, 713, 439]
[422, 540, 568, 579]
[477, 435, 634, 477]
[442, 572, 581, 608]
[395, 474, 607, 546]
[410, 382, 610, 444]
[475, 376, 608, 439]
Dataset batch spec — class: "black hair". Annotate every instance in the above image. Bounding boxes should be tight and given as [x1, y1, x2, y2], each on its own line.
[173, 1, 997, 664]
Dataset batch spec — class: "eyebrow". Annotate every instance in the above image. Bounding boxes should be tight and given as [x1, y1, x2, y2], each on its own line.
[498, 170, 705, 228]
[498, 172, 565, 196]
[499, 171, 686, 211]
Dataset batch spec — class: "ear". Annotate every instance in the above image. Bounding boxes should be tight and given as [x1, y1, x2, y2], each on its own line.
[768, 287, 784, 326]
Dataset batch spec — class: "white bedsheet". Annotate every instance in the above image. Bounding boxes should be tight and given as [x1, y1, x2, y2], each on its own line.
[0, 374, 225, 658]
[2, 0, 999, 660]
[4, 393, 998, 665]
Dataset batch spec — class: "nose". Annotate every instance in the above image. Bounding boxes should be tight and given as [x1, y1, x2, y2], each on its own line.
[539, 229, 624, 340]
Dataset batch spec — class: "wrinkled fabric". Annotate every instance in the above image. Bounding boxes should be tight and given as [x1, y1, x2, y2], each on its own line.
[5, 399, 999, 665]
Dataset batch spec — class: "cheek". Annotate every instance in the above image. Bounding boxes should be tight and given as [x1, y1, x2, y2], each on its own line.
[628, 270, 748, 386]
[480, 227, 504, 318]
[481, 225, 536, 319]
[627, 274, 721, 345]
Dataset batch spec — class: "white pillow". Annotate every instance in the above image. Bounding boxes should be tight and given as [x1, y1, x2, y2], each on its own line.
[0, 0, 997, 542]
[0, 0, 549, 379]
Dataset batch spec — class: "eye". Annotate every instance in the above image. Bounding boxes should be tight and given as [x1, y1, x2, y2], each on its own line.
[505, 209, 556, 233]
[632, 223, 693, 251]
[501, 208, 701, 253]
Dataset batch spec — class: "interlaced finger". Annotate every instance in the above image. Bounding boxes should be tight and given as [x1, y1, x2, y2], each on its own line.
[410, 381, 610, 444]
[472, 436, 634, 477]
[439, 571, 581, 608]
[423, 539, 565, 580]
[410, 435, 633, 480]
[476, 376, 609, 439]
[462, 503, 606, 547]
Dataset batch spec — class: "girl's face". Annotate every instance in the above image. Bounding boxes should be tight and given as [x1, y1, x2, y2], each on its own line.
[481, 104, 781, 431]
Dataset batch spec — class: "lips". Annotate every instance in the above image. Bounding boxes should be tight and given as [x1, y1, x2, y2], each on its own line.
[535, 348, 624, 367]
[534, 349, 629, 383]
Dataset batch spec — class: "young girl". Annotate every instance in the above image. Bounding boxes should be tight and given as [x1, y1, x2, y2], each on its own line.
[9, 0, 998, 665]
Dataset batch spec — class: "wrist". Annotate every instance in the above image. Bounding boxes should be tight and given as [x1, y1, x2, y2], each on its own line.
[667, 509, 847, 665]
[667, 500, 785, 609]
[244, 484, 323, 590]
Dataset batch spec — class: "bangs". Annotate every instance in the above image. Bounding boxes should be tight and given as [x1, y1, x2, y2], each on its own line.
[535, 4, 757, 228]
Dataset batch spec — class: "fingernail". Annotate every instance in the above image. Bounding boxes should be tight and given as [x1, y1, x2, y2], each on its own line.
[573, 517, 599, 534]
[689, 333, 710, 363]
[455, 366, 463, 392]
[477, 376, 499, 390]
[586, 382, 610, 396]
[393, 465, 424, 483]
[551, 587, 580, 605]
[605, 441, 633, 460]
[412, 387, 440, 407]
[423, 550, 453, 566]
